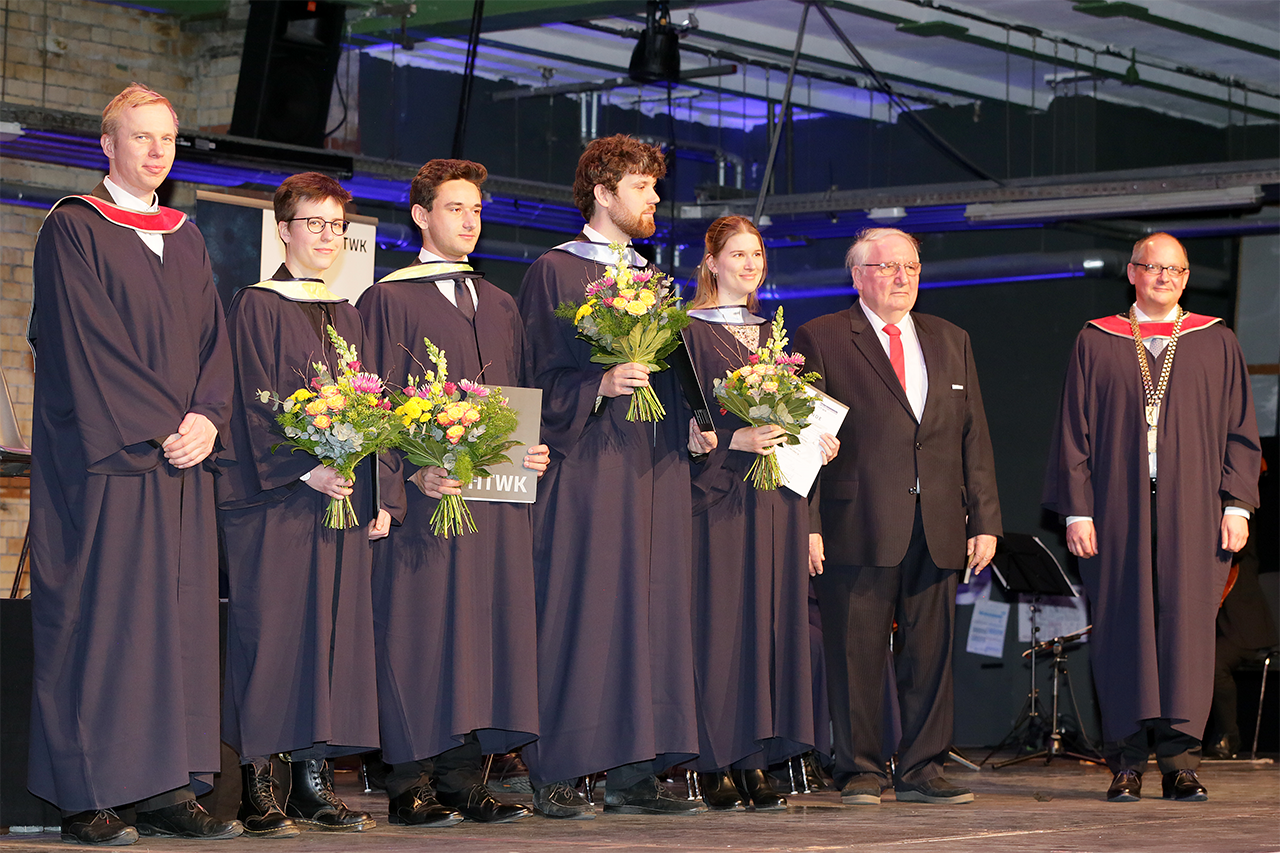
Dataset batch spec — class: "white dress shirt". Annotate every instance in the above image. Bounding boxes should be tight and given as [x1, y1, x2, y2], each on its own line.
[103, 176, 164, 260]
[418, 247, 476, 312]
[859, 300, 928, 422]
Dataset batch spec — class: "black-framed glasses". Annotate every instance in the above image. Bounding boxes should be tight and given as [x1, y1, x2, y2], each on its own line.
[1129, 262, 1188, 277]
[861, 261, 921, 277]
[288, 217, 350, 236]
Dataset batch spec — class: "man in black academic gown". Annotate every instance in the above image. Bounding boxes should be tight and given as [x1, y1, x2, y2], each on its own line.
[516, 135, 717, 819]
[1045, 232, 1261, 803]
[357, 159, 546, 828]
[27, 84, 241, 845]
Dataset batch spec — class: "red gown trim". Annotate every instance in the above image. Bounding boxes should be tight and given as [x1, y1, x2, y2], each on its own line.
[1087, 312, 1222, 338]
[49, 194, 188, 233]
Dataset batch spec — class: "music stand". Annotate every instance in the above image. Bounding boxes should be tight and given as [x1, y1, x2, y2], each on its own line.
[981, 533, 1103, 767]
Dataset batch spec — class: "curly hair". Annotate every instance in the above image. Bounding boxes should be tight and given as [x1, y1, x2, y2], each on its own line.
[274, 172, 352, 223]
[689, 216, 765, 311]
[101, 83, 178, 138]
[410, 159, 488, 212]
[573, 135, 666, 221]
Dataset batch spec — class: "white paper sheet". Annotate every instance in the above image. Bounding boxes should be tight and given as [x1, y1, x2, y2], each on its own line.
[779, 386, 849, 496]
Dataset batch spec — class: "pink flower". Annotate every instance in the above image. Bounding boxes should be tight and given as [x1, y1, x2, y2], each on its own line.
[346, 360, 361, 372]
[351, 373, 383, 394]
[459, 380, 489, 397]
[632, 270, 653, 283]
[443, 382, 457, 396]
[404, 386, 419, 397]
[748, 354, 760, 364]
[378, 399, 392, 410]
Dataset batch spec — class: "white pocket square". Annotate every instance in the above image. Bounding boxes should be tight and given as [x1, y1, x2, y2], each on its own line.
[952, 384, 964, 390]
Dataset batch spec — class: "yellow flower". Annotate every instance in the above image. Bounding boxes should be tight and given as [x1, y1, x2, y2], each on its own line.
[305, 399, 327, 416]
[446, 425, 466, 444]
[618, 287, 636, 299]
[575, 303, 594, 323]
[326, 394, 347, 411]
[637, 289, 656, 306]
[319, 385, 340, 398]
[288, 388, 314, 402]
[625, 300, 648, 316]
[312, 414, 331, 429]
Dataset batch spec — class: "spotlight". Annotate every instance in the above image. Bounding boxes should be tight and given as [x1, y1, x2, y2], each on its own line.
[629, 1, 681, 84]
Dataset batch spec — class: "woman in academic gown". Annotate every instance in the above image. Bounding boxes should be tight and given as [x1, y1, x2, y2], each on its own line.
[683, 216, 838, 810]
[218, 173, 402, 837]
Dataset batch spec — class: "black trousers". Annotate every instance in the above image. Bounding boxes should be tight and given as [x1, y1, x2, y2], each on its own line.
[386, 734, 485, 798]
[815, 503, 958, 788]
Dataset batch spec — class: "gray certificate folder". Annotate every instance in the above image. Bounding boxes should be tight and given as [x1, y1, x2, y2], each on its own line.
[460, 385, 542, 504]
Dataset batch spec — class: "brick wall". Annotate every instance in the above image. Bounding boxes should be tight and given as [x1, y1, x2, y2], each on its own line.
[0, 0, 248, 129]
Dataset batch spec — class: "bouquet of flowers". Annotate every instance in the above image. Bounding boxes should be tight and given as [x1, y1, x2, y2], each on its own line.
[389, 336, 522, 537]
[554, 243, 689, 422]
[712, 308, 821, 490]
[256, 326, 399, 528]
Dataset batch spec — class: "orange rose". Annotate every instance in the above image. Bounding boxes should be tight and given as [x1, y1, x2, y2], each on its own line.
[312, 414, 331, 429]
[446, 425, 466, 444]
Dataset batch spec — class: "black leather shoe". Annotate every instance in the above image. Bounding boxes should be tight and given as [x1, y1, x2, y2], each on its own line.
[387, 785, 464, 827]
[604, 776, 704, 815]
[285, 758, 376, 831]
[60, 810, 139, 846]
[1162, 769, 1208, 802]
[135, 800, 244, 839]
[731, 768, 787, 811]
[437, 784, 532, 823]
[532, 781, 595, 819]
[1106, 770, 1142, 802]
[239, 760, 300, 837]
[839, 773, 884, 805]
[894, 776, 974, 804]
[698, 771, 744, 810]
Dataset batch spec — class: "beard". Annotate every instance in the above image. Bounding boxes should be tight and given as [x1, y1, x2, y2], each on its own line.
[608, 203, 656, 239]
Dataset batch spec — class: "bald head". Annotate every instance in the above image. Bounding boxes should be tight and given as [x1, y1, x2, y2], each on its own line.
[1127, 232, 1189, 318]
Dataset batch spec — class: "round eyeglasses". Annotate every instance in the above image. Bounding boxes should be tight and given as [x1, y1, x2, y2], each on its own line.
[288, 217, 350, 236]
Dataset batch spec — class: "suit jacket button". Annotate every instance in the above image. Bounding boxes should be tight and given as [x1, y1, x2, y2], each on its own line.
[908, 487, 918, 495]
[915, 442, 923, 450]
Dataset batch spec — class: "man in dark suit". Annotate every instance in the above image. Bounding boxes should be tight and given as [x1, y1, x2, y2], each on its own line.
[793, 227, 1001, 806]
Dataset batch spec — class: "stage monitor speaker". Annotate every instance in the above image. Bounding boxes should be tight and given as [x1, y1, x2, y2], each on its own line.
[231, 0, 346, 149]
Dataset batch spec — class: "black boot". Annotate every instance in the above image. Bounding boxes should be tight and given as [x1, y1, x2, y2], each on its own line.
[731, 768, 787, 811]
[285, 757, 376, 831]
[698, 771, 744, 810]
[239, 760, 300, 838]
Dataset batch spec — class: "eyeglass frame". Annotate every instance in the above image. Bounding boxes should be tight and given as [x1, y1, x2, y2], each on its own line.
[1129, 262, 1188, 277]
[859, 261, 922, 277]
[287, 217, 350, 236]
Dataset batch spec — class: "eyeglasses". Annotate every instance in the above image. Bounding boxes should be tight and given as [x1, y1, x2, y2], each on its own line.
[1130, 262, 1188, 277]
[288, 217, 350, 236]
[861, 261, 921, 277]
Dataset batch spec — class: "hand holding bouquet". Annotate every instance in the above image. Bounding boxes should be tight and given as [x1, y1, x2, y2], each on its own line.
[555, 243, 689, 421]
[389, 336, 521, 537]
[712, 308, 821, 490]
[256, 326, 399, 528]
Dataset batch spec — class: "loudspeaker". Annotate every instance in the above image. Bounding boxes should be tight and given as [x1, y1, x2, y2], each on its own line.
[231, 0, 346, 149]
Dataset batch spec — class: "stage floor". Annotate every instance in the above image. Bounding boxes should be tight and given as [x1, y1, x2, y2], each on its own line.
[3, 758, 1276, 852]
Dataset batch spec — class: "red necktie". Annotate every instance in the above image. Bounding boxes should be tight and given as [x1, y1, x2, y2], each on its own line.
[884, 323, 906, 390]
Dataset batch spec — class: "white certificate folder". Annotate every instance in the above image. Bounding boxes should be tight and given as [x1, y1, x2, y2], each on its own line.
[461, 385, 542, 504]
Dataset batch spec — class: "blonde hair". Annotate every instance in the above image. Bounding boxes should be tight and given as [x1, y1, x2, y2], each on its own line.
[101, 83, 178, 138]
[689, 215, 765, 311]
